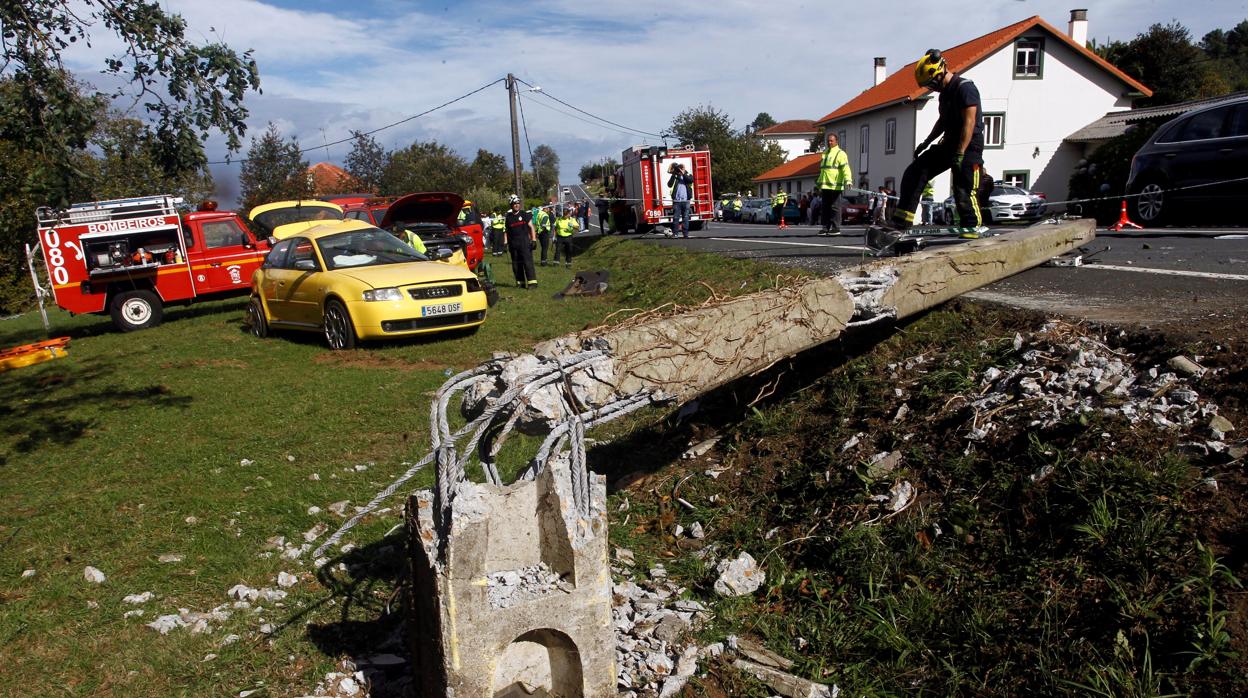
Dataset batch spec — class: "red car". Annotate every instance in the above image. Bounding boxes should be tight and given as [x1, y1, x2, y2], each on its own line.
[377, 192, 485, 272]
[341, 197, 394, 227]
[840, 194, 870, 225]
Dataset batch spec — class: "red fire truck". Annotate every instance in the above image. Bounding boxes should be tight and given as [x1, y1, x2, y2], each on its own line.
[611, 144, 713, 234]
[33, 195, 270, 332]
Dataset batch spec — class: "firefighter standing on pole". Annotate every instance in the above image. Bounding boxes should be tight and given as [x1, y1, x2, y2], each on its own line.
[504, 195, 538, 287]
[815, 133, 852, 236]
[886, 49, 988, 239]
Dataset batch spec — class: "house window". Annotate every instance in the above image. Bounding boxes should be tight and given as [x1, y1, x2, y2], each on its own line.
[837, 130, 847, 148]
[1014, 38, 1043, 78]
[859, 124, 869, 174]
[885, 119, 897, 154]
[982, 113, 1005, 148]
[1002, 170, 1030, 189]
[884, 177, 896, 192]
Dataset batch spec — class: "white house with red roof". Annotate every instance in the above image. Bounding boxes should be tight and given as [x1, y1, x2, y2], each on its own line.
[754, 119, 819, 161]
[811, 10, 1151, 205]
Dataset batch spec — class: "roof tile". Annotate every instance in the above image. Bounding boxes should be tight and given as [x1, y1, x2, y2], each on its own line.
[753, 153, 822, 182]
[816, 16, 1151, 126]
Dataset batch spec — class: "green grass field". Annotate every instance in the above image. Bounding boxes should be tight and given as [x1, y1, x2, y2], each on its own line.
[0, 237, 797, 696]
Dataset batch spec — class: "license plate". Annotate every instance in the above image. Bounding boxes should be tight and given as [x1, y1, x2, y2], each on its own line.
[421, 302, 462, 317]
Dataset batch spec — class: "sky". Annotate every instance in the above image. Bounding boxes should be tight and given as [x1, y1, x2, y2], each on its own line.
[59, 0, 1248, 204]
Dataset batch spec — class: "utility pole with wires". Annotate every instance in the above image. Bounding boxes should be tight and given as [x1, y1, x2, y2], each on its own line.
[507, 73, 523, 199]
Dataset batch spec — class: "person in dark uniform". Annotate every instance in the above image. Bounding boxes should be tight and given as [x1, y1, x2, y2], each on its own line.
[888, 49, 988, 239]
[503, 195, 538, 287]
[594, 195, 610, 234]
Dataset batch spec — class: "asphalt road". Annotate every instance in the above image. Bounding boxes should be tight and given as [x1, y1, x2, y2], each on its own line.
[560, 183, 593, 203]
[589, 217, 1248, 330]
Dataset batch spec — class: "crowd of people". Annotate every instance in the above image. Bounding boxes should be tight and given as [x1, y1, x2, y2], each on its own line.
[478, 195, 600, 289]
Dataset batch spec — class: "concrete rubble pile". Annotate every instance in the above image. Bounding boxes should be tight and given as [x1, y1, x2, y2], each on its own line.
[486, 562, 573, 609]
[961, 321, 1231, 449]
[611, 555, 712, 697]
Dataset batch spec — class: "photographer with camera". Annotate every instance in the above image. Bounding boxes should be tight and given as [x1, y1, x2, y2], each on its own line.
[666, 162, 694, 239]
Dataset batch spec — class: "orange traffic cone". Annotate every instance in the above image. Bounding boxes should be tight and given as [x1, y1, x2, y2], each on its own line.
[1108, 199, 1143, 231]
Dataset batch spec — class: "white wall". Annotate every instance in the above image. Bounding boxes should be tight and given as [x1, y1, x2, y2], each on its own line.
[762, 134, 816, 161]
[824, 105, 918, 203]
[822, 28, 1136, 207]
[963, 32, 1133, 200]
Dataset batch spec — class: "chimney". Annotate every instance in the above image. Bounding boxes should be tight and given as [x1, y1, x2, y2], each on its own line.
[1068, 9, 1088, 47]
[873, 57, 887, 86]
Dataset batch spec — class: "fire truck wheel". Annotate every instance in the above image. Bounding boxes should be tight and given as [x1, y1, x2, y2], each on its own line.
[109, 290, 163, 332]
[323, 299, 357, 350]
[247, 297, 269, 339]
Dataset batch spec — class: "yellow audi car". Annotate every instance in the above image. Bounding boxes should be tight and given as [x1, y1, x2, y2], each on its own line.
[246, 220, 488, 349]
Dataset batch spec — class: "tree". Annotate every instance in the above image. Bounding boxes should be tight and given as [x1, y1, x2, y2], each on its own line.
[380, 140, 469, 195]
[530, 144, 560, 197]
[0, 2, 259, 312]
[579, 158, 619, 183]
[669, 106, 786, 195]
[1095, 21, 1221, 106]
[84, 114, 215, 204]
[345, 132, 388, 194]
[468, 149, 510, 191]
[239, 124, 310, 211]
[0, 1, 260, 207]
[749, 112, 778, 133]
[1202, 21, 1248, 92]
[670, 105, 737, 150]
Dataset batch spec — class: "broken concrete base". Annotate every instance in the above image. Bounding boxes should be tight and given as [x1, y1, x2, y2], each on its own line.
[464, 221, 1095, 430]
[407, 458, 614, 697]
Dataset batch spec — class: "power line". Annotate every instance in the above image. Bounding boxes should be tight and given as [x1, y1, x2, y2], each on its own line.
[514, 77, 665, 139]
[519, 93, 651, 141]
[517, 92, 534, 165]
[210, 77, 506, 165]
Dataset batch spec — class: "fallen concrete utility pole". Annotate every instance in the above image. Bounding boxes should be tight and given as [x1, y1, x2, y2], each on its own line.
[404, 220, 1094, 698]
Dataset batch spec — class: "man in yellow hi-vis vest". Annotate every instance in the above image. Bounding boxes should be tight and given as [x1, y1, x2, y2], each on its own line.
[815, 133, 852, 237]
[771, 190, 789, 230]
[553, 206, 578, 267]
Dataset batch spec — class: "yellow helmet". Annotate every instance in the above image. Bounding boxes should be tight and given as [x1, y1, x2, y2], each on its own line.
[914, 49, 947, 89]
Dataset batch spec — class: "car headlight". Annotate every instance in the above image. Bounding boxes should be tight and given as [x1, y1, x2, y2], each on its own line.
[362, 287, 403, 302]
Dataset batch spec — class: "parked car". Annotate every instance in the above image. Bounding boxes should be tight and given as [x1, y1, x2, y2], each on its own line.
[248, 200, 344, 240]
[1126, 96, 1248, 225]
[738, 198, 772, 223]
[938, 186, 1044, 224]
[341, 197, 394, 226]
[840, 194, 870, 225]
[778, 199, 801, 224]
[247, 220, 488, 349]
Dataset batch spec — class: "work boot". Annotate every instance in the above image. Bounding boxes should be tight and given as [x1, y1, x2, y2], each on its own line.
[564, 263, 571, 268]
[527, 279, 539, 287]
[958, 228, 980, 239]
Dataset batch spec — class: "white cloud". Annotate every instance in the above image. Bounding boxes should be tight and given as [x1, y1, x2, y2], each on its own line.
[53, 0, 1247, 197]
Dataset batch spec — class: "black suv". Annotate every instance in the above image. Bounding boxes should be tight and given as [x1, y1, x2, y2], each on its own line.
[1125, 96, 1248, 225]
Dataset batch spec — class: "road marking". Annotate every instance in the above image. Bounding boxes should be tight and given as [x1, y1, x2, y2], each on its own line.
[707, 236, 868, 252]
[1215, 234, 1248, 240]
[1085, 264, 1248, 282]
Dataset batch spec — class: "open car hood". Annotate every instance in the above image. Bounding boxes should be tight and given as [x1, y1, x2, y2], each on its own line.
[379, 192, 465, 229]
